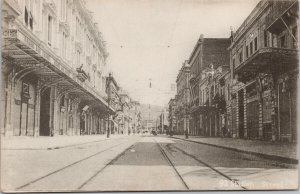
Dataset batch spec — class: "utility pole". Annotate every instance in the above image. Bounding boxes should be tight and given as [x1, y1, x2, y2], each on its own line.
[107, 73, 112, 138]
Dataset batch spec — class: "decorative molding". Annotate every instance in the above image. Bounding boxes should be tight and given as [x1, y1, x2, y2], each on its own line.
[59, 21, 70, 36]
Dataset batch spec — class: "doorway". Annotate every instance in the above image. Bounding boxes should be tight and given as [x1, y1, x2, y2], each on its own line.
[39, 88, 51, 136]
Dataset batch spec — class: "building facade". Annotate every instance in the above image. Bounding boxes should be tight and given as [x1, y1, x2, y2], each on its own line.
[167, 98, 177, 134]
[229, 0, 298, 142]
[175, 61, 191, 135]
[1, 0, 114, 136]
[188, 35, 231, 136]
[170, 0, 298, 143]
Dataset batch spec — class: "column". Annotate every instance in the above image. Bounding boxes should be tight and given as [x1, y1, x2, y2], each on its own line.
[271, 83, 278, 141]
[236, 93, 239, 138]
[51, 86, 57, 136]
[33, 80, 41, 137]
[258, 101, 263, 139]
[243, 88, 248, 138]
[0, 70, 7, 135]
[5, 70, 15, 136]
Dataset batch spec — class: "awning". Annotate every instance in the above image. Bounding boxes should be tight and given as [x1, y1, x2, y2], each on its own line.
[2, 27, 115, 114]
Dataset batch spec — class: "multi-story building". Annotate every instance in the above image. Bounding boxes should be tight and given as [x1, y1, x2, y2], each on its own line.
[188, 34, 231, 136]
[119, 90, 132, 135]
[106, 73, 121, 134]
[1, 0, 114, 136]
[228, 0, 298, 142]
[175, 61, 191, 135]
[130, 100, 141, 134]
[198, 65, 230, 137]
[167, 98, 177, 134]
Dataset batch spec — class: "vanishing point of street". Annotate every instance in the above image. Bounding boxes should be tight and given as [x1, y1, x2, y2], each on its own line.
[2, 135, 297, 191]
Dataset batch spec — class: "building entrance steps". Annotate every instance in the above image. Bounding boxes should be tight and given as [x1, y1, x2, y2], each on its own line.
[169, 135, 298, 164]
[1, 135, 128, 150]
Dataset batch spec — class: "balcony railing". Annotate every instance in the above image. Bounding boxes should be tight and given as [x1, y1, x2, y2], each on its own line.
[3, 26, 110, 110]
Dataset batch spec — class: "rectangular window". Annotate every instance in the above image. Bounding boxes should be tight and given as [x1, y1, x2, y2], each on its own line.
[25, 7, 29, 26]
[246, 45, 249, 58]
[264, 31, 268, 47]
[254, 37, 258, 51]
[250, 42, 253, 55]
[48, 15, 52, 46]
[238, 51, 243, 63]
[62, 32, 67, 58]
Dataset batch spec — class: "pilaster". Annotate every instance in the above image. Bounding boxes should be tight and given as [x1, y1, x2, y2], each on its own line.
[243, 88, 248, 138]
[34, 80, 41, 137]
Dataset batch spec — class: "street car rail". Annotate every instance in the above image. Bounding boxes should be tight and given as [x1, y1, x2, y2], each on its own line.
[154, 139, 190, 190]
[169, 143, 248, 190]
[77, 139, 141, 190]
[16, 138, 133, 190]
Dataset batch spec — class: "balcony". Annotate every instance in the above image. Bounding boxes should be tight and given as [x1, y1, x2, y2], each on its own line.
[234, 47, 298, 83]
[2, 27, 114, 114]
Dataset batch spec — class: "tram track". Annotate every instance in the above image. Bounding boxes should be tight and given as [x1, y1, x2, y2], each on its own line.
[169, 143, 248, 190]
[16, 137, 140, 190]
[77, 139, 141, 190]
[154, 139, 190, 190]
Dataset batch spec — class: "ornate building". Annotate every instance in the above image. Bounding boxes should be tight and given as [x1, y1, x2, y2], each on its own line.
[175, 61, 190, 135]
[1, 0, 113, 136]
[229, 0, 298, 142]
[188, 34, 231, 136]
[167, 98, 177, 134]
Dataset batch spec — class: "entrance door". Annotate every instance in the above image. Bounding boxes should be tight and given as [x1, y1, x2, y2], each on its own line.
[279, 82, 291, 140]
[20, 102, 28, 135]
[80, 114, 85, 135]
[40, 88, 51, 136]
[247, 100, 259, 139]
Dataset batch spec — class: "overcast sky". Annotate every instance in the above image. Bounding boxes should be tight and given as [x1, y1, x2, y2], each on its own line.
[86, 0, 260, 107]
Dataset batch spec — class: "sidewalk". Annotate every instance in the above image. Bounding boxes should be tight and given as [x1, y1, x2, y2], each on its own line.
[170, 135, 298, 163]
[1, 134, 127, 150]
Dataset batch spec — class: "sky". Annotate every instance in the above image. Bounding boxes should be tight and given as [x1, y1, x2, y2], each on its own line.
[85, 0, 260, 107]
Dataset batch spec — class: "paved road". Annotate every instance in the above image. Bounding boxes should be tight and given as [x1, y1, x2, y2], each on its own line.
[1, 136, 297, 192]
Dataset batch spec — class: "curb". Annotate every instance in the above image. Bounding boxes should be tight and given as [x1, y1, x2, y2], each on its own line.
[3, 136, 125, 151]
[170, 136, 298, 164]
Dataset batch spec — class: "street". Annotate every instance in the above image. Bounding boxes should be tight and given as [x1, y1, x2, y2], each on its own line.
[2, 135, 297, 192]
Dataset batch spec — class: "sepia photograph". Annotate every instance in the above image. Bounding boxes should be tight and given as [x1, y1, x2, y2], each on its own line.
[1, 0, 299, 192]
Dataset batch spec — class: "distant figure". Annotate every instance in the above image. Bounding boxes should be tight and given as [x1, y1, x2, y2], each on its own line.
[185, 130, 188, 139]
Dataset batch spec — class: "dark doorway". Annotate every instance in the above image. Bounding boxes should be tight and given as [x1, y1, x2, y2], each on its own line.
[279, 82, 291, 140]
[40, 88, 51, 136]
[238, 89, 244, 138]
[80, 114, 85, 135]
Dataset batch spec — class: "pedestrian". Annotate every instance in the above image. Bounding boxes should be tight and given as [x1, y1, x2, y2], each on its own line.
[185, 130, 188, 139]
